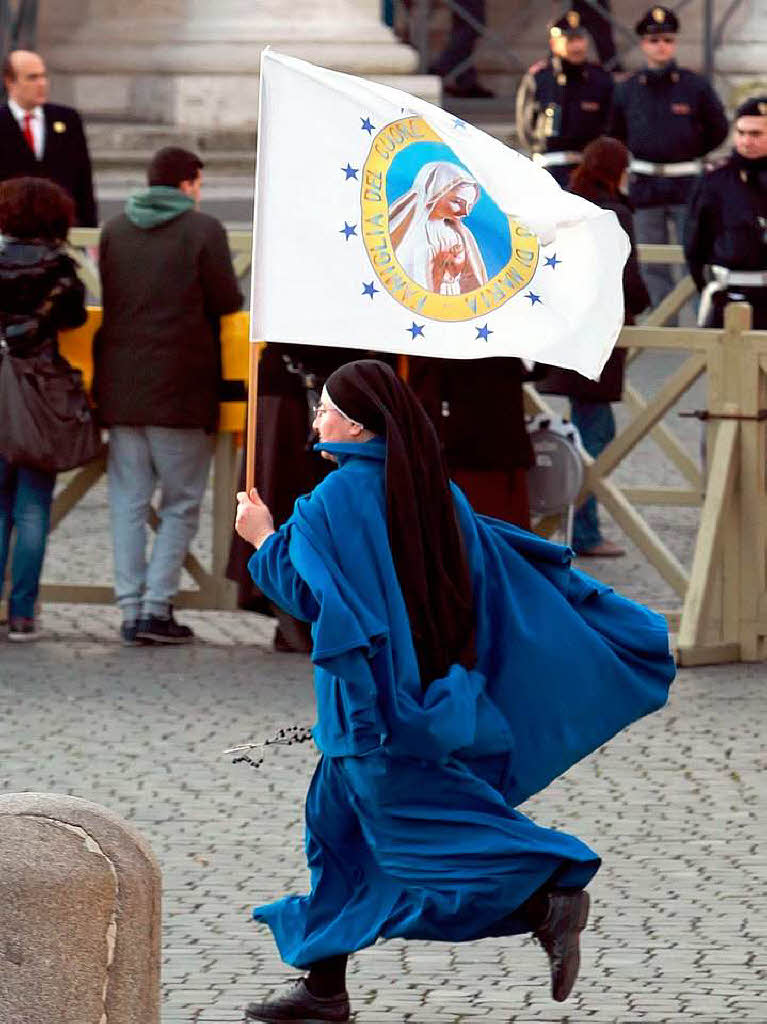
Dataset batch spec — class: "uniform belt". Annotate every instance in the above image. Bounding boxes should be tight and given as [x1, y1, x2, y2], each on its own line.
[710, 265, 767, 287]
[533, 151, 583, 168]
[630, 158, 702, 177]
[697, 265, 767, 326]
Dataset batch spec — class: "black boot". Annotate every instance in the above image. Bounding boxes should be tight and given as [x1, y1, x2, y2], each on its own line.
[243, 978, 350, 1022]
[534, 889, 590, 1002]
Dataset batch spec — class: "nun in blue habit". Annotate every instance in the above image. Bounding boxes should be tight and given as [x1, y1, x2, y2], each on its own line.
[234, 359, 676, 1023]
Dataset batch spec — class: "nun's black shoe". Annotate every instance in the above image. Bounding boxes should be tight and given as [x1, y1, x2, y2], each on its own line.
[534, 889, 590, 1002]
[243, 978, 350, 1022]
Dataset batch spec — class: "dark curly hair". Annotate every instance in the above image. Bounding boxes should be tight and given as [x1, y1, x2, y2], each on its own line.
[0, 176, 75, 242]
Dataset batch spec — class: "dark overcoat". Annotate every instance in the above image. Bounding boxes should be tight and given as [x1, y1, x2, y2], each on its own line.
[0, 102, 97, 227]
[93, 209, 242, 432]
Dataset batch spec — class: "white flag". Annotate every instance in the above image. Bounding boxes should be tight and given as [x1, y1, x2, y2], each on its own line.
[252, 50, 630, 379]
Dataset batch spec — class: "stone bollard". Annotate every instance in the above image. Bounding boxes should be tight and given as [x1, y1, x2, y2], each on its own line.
[0, 792, 161, 1024]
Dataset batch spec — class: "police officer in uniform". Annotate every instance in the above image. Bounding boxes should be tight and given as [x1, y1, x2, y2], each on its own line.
[516, 10, 613, 187]
[609, 6, 728, 311]
[685, 97, 767, 330]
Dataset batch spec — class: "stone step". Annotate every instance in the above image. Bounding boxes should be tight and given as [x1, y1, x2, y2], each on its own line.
[54, 59, 441, 126]
[50, 39, 421, 75]
[85, 105, 520, 177]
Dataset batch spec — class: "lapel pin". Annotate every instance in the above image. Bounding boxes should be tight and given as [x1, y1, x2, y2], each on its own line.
[53, 120, 66, 133]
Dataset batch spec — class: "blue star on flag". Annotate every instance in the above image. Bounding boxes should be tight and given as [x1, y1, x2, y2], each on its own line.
[407, 322, 425, 339]
[341, 163, 359, 180]
[525, 291, 542, 306]
[544, 253, 562, 269]
[476, 324, 492, 341]
[340, 222, 357, 240]
[360, 116, 375, 134]
[362, 281, 378, 299]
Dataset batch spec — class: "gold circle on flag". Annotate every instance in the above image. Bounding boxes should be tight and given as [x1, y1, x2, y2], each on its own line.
[360, 117, 539, 322]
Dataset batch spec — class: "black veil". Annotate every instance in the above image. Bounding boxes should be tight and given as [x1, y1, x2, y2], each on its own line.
[325, 360, 476, 689]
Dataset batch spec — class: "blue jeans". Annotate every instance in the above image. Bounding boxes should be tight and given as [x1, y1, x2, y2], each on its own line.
[570, 400, 615, 552]
[107, 426, 213, 621]
[0, 456, 55, 618]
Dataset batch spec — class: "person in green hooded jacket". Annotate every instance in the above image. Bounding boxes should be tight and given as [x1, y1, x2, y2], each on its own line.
[94, 146, 242, 647]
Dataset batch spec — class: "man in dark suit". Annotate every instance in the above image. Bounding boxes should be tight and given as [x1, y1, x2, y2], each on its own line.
[0, 49, 97, 225]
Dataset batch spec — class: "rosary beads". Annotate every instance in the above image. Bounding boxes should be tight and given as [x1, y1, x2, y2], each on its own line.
[226, 724, 314, 770]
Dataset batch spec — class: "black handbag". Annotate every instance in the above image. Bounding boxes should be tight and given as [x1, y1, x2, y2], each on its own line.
[0, 329, 104, 474]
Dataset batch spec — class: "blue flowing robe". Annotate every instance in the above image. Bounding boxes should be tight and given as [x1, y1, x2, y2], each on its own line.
[248, 439, 675, 967]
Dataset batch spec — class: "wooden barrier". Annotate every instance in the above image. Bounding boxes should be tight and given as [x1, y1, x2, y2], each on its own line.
[38, 310, 254, 611]
[526, 301, 767, 666]
[6, 231, 766, 664]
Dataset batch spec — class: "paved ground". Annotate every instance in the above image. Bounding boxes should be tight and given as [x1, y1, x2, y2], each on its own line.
[1, 349, 766, 1023]
[2, 621, 765, 1023]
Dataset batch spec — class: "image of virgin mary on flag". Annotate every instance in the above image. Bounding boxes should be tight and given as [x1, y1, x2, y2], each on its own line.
[388, 161, 487, 296]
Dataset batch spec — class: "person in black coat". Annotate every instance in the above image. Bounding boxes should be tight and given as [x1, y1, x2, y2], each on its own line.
[684, 96, 767, 330]
[225, 342, 368, 653]
[538, 136, 650, 557]
[516, 10, 614, 187]
[0, 50, 97, 227]
[94, 147, 242, 646]
[608, 7, 728, 314]
[0, 177, 87, 641]
[409, 356, 534, 529]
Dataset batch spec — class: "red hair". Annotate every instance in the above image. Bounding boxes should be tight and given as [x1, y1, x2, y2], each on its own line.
[569, 136, 630, 201]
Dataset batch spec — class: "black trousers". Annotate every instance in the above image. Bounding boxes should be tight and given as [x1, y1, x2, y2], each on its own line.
[429, 0, 485, 87]
[708, 287, 767, 331]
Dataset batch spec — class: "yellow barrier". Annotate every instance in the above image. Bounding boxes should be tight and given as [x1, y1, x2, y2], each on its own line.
[19, 308, 259, 610]
[59, 308, 253, 433]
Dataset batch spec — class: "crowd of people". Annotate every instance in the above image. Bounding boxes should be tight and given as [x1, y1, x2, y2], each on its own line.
[0, 12, 758, 1022]
[0, 14, 765, 642]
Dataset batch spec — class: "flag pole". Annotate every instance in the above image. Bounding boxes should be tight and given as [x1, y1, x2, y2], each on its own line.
[245, 47, 269, 496]
[245, 343, 260, 494]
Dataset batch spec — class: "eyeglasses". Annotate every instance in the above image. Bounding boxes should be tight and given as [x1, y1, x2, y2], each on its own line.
[645, 35, 676, 44]
[311, 402, 363, 428]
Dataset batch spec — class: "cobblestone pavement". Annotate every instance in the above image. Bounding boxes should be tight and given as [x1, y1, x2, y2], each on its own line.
[1, 625, 765, 1024]
[1, 351, 766, 1023]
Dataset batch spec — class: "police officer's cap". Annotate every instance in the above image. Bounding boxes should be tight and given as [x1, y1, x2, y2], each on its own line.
[635, 6, 679, 36]
[735, 96, 767, 120]
[549, 10, 587, 39]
